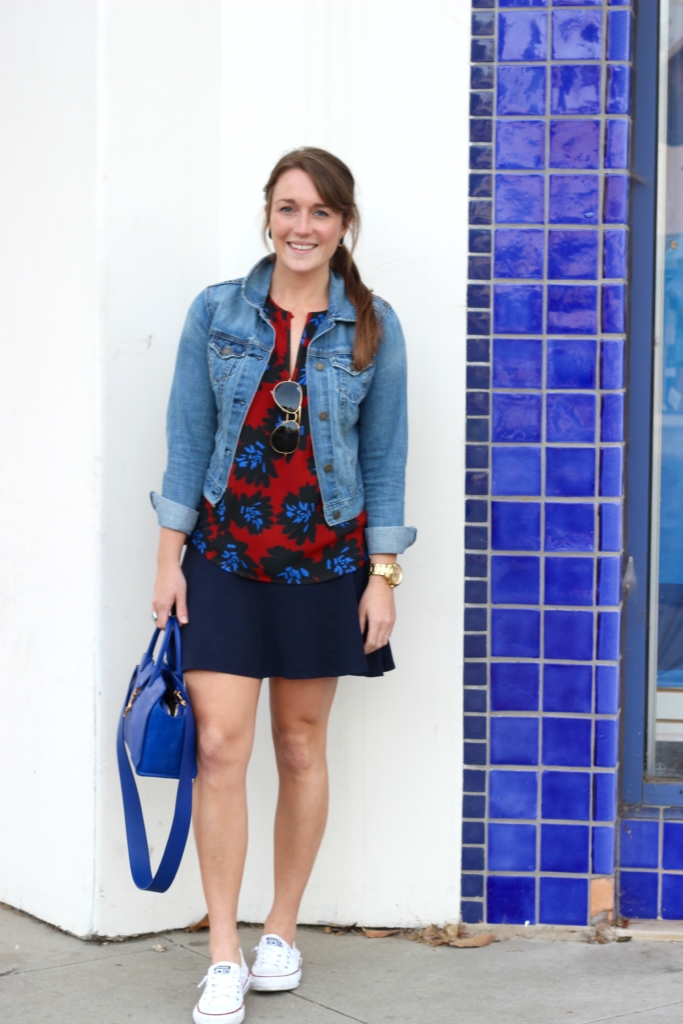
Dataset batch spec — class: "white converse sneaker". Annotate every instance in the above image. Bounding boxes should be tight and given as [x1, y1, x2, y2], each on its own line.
[193, 951, 250, 1024]
[249, 934, 302, 992]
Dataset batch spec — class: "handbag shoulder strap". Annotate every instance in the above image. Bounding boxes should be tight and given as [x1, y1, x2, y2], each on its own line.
[116, 688, 195, 893]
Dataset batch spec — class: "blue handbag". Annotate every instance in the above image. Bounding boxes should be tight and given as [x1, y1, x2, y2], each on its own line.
[116, 616, 197, 892]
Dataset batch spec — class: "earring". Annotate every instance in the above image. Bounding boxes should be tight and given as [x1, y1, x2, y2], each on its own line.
[268, 229, 272, 239]
[339, 236, 345, 246]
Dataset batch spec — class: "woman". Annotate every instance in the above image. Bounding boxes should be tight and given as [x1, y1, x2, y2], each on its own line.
[150, 147, 416, 1024]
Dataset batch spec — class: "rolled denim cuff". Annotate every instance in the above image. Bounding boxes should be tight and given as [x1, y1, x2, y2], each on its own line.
[150, 491, 199, 535]
[365, 525, 417, 555]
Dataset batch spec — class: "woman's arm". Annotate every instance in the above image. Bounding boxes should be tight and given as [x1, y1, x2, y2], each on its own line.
[152, 527, 189, 629]
[359, 553, 397, 653]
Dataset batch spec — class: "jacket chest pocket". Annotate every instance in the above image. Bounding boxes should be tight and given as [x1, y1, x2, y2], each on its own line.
[208, 334, 248, 383]
[330, 355, 374, 403]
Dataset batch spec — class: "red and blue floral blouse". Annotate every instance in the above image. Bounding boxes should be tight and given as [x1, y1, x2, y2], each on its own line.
[190, 296, 367, 583]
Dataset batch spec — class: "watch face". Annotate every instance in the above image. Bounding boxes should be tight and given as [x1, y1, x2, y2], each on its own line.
[390, 565, 403, 586]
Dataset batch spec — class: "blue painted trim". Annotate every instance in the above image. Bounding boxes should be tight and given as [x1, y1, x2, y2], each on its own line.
[622, 0, 659, 806]
[643, 783, 683, 806]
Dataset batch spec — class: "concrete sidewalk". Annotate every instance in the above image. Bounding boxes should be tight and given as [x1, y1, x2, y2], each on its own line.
[2, 905, 683, 1024]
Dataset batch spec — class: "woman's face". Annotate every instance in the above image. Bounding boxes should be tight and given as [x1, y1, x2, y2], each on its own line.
[268, 168, 346, 278]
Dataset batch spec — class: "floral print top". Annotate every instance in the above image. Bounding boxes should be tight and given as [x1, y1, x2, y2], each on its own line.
[190, 296, 367, 584]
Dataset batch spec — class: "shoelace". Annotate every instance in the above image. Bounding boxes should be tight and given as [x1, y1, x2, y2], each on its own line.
[198, 965, 241, 1002]
[252, 941, 288, 969]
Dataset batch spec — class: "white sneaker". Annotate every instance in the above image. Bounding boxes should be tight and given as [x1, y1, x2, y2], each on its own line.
[193, 951, 250, 1024]
[249, 934, 302, 991]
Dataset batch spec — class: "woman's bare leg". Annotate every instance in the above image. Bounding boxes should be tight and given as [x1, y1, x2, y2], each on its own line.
[185, 670, 262, 965]
[263, 676, 338, 945]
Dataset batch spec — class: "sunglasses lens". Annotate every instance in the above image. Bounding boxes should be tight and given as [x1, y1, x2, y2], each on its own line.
[270, 419, 300, 454]
[273, 380, 302, 414]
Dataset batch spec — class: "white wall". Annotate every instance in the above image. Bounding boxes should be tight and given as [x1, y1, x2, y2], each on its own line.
[0, 0, 469, 937]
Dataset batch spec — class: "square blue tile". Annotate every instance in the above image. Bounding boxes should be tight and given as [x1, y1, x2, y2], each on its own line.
[620, 820, 659, 869]
[596, 665, 620, 715]
[464, 742, 487, 765]
[461, 900, 484, 925]
[465, 552, 487, 576]
[472, 64, 494, 90]
[489, 770, 538, 819]
[543, 663, 593, 713]
[662, 875, 683, 921]
[498, 11, 548, 62]
[543, 717, 592, 767]
[491, 716, 540, 765]
[594, 771, 617, 822]
[464, 662, 487, 687]
[551, 65, 601, 115]
[600, 447, 623, 497]
[546, 394, 596, 443]
[463, 794, 485, 817]
[470, 173, 493, 198]
[471, 93, 494, 118]
[488, 824, 537, 871]
[606, 120, 630, 170]
[472, 39, 495, 64]
[469, 256, 492, 281]
[619, 871, 658, 920]
[471, 119, 493, 145]
[472, 10, 494, 35]
[491, 610, 541, 658]
[466, 500, 488, 524]
[492, 501, 541, 551]
[600, 503, 622, 551]
[492, 446, 542, 496]
[468, 311, 490, 336]
[552, 10, 602, 60]
[468, 365, 491, 389]
[468, 283, 491, 308]
[465, 580, 487, 604]
[464, 768, 486, 793]
[493, 394, 542, 442]
[607, 65, 631, 115]
[467, 337, 490, 362]
[602, 283, 626, 333]
[465, 607, 488, 632]
[493, 339, 543, 389]
[464, 689, 487, 713]
[548, 230, 599, 280]
[465, 713, 487, 740]
[604, 175, 629, 223]
[593, 826, 616, 875]
[465, 635, 487, 660]
[595, 719, 618, 768]
[470, 145, 493, 170]
[550, 120, 600, 170]
[496, 174, 545, 223]
[541, 823, 589, 872]
[494, 285, 543, 334]
[463, 820, 485, 845]
[466, 469, 488, 495]
[462, 874, 484, 899]
[497, 66, 547, 115]
[487, 875, 536, 925]
[494, 229, 545, 279]
[496, 121, 546, 170]
[540, 877, 588, 926]
[549, 175, 599, 225]
[544, 558, 594, 608]
[546, 448, 596, 497]
[544, 610, 594, 660]
[597, 609, 621, 660]
[663, 823, 683, 871]
[469, 199, 492, 225]
[467, 446, 488, 471]
[603, 231, 627, 280]
[545, 503, 595, 552]
[546, 339, 597, 389]
[547, 285, 598, 334]
[470, 229, 491, 254]
[492, 555, 540, 605]
[491, 662, 540, 711]
[597, 558, 621, 607]
[601, 340, 625, 389]
[542, 770, 590, 821]
[462, 847, 485, 871]
[608, 8, 632, 61]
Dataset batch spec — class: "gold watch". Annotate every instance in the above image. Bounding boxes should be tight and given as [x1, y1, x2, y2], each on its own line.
[369, 563, 403, 588]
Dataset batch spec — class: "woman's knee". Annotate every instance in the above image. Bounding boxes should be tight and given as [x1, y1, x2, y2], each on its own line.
[196, 726, 252, 779]
[273, 726, 324, 778]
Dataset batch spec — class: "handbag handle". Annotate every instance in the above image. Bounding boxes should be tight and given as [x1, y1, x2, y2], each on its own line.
[116, 618, 195, 892]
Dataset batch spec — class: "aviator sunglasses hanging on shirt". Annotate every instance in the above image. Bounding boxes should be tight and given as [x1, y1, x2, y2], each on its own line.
[270, 378, 303, 455]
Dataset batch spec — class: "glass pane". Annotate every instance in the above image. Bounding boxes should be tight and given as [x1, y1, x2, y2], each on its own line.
[652, 0, 683, 778]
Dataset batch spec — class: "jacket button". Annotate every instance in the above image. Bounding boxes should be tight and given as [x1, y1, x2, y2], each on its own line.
[333, 510, 341, 520]
[319, 411, 328, 421]
[323, 464, 332, 473]
[221, 346, 231, 355]
[315, 361, 324, 371]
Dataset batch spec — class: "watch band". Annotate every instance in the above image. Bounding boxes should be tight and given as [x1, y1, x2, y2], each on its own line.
[369, 563, 403, 587]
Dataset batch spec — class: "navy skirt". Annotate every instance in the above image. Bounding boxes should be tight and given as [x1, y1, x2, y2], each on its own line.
[181, 543, 395, 679]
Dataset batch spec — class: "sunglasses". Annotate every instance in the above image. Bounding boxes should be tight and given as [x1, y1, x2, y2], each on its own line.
[270, 380, 303, 454]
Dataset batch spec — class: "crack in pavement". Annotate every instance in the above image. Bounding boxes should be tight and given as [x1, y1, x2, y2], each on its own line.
[0, 939, 189, 977]
[576, 999, 683, 1023]
[291, 990, 372, 1023]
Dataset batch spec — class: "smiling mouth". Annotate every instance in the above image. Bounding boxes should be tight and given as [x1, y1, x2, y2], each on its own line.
[287, 242, 317, 252]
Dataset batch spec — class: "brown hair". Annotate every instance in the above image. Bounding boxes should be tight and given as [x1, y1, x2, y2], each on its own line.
[263, 147, 381, 370]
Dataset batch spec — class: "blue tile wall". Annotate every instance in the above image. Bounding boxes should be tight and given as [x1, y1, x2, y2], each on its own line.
[617, 813, 683, 920]
[464, 1, 629, 926]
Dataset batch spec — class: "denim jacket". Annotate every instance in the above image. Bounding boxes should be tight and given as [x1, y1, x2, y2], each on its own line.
[151, 256, 417, 555]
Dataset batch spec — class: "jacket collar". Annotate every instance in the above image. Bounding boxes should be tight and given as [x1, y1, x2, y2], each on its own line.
[242, 255, 357, 322]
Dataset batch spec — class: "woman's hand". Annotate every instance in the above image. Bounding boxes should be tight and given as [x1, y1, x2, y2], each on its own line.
[359, 574, 396, 654]
[152, 527, 189, 629]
